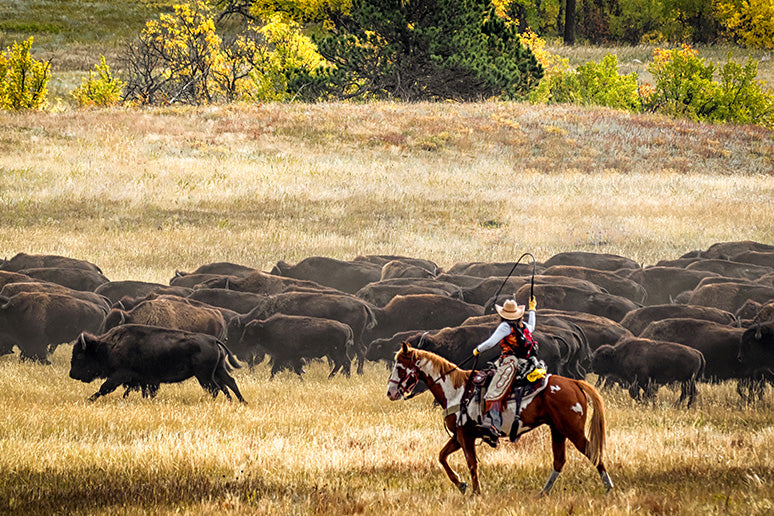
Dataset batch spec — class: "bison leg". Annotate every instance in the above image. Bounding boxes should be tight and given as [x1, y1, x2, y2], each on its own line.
[90, 374, 131, 401]
[214, 368, 247, 404]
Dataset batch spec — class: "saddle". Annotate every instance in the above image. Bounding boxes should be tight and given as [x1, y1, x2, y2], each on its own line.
[458, 357, 548, 441]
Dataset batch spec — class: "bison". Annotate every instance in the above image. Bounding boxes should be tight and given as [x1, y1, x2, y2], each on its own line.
[542, 251, 639, 272]
[271, 256, 382, 294]
[364, 294, 484, 343]
[69, 325, 246, 403]
[0, 292, 106, 363]
[228, 313, 354, 379]
[227, 291, 377, 374]
[738, 322, 774, 374]
[0, 252, 102, 274]
[620, 266, 720, 306]
[103, 295, 228, 339]
[591, 337, 705, 407]
[620, 304, 737, 336]
[94, 280, 170, 304]
[541, 265, 647, 304]
[17, 267, 109, 291]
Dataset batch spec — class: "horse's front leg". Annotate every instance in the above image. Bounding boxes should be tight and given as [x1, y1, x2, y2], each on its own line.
[438, 437, 466, 494]
[458, 429, 481, 495]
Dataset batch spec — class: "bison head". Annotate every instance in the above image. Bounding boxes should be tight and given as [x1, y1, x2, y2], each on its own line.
[102, 308, 130, 332]
[69, 333, 109, 382]
[590, 345, 617, 375]
[738, 322, 774, 370]
[224, 316, 259, 361]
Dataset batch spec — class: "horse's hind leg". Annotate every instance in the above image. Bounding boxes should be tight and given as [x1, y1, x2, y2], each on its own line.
[438, 437, 466, 494]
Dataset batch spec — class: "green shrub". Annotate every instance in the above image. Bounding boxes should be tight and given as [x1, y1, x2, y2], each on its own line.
[576, 54, 641, 111]
[644, 45, 718, 119]
[530, 54, 640, 112]
[644, 45, 774, 127]
[0, 37, 50, 110]
[71, 56, 125, 107]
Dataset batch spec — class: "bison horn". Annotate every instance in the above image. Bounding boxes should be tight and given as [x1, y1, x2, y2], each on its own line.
[225, 278, 230, 290]
[755, 325, 763, 340]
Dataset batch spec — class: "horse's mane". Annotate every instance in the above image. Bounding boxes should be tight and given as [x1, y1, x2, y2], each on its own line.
[399, 346, 470, 390]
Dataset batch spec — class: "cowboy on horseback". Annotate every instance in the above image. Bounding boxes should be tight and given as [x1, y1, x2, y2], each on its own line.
[473, 297, 538, 447]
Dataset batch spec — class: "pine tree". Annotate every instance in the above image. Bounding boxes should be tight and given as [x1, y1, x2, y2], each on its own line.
[294, 0, 543, 101]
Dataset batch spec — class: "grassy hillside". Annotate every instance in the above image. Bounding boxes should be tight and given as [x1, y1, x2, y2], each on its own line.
[0, 102, 772, 283]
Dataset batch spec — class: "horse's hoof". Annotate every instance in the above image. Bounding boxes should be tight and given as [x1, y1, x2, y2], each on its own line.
[458, 482, 468, 495]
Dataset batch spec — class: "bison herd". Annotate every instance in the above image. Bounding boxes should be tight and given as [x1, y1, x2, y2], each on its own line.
[1, 239, 773, 406]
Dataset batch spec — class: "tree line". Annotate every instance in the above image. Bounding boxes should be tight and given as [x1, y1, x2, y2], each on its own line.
[0, 0, 772, 128]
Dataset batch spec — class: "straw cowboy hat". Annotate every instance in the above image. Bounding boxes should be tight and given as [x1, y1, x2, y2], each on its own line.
[495, 299, 525, 320]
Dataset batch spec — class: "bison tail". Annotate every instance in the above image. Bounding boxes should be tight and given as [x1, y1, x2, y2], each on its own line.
[364, 304, 378, 330]
[218, 341, 244, 371]
[577, 379, 606, 467]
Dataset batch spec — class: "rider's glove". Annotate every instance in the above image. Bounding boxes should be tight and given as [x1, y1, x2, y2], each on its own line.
[473, 348, 480, 357]
[528, 296, 537, 311]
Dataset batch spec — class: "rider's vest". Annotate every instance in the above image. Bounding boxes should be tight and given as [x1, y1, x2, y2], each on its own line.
[499, 322, 536, 359]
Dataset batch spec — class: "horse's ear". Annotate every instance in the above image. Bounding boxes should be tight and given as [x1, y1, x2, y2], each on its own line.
[401, 341, 409, 354]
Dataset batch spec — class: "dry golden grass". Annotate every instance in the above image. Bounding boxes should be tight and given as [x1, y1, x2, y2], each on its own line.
[1, 350, 772, 515]
[0, 102, 772, 282]
[0, 101, 773, 514]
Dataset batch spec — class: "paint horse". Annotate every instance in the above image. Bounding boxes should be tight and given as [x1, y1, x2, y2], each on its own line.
[387, 342, 614, 495]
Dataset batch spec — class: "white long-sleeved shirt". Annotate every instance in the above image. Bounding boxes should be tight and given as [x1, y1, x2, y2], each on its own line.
[475, 310, 536, 354]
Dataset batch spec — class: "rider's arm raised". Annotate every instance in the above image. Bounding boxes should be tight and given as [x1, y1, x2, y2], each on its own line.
[475, 322, 511, 354]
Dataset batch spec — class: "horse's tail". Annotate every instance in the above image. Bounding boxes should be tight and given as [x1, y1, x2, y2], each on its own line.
[577, 379, 606, 467]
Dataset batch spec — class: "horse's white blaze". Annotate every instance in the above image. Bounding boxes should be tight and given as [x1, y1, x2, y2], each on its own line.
[570, 402, 583, 414]
[386, 363, 404, 400]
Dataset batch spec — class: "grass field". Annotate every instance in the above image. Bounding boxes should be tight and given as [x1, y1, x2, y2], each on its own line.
[0, 100, 773, 515]
[1, 2, 774, 514]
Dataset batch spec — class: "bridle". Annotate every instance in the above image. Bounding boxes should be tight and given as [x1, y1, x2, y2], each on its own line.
[389, 354, 460, 399]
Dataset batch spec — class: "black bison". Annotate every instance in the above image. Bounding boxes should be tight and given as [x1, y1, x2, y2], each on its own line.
[228, 313, 354, 379]
[103, 295, 228, 339]
[227, 291, 377, 374]
[0, 270, 36, 289]
[18, 267, 109, 291]
[1, 281, 111, 313]
[543, 251, 639, 271]
[686, 282, 774, 314]
[738, 322, 774, 374]
[622, 266, 720, 305]
[692, 240, 774, 260]
[638, 318, 762, 400]
[380, 259, 437, 280]
[487, 285, 640, 323]
[187, 288, 265, 314]
[356, 283, 459, 307]
[541, 265, 648, 303]
[198, 270, 338, 295]
[69, 325, 246, 403]
[184, 261, 257, 276]
[94, 280, 170, 304]
[538, 309, 634, 352]
[0, 252, 103, 273]
[0, 292, 107, 363]
[620, 304, 737, 336]
[591, 337, 705, 406]
[445, 261, 544, 278]
[271, 256, 382, 294]
[685, 259, 773, 282]
[461, 274, 605, 307]
[364, 294, 484, 343]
